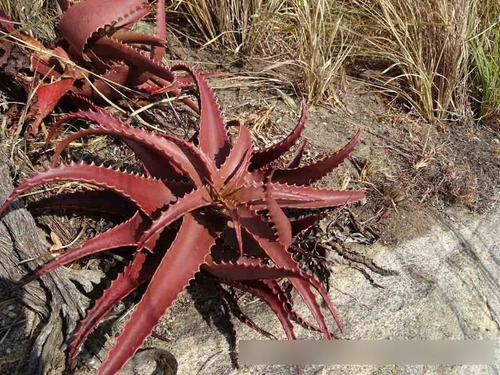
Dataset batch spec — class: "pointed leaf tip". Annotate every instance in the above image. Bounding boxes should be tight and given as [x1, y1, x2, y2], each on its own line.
[250, 103, 308, 170]
[273, 129, 363, 185]
[172, 65, 230, 166]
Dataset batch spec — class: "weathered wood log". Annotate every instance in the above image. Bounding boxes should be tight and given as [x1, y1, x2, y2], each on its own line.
[0, 152, 89, 374]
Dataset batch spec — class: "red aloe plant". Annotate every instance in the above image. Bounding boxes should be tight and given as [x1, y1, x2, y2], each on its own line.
[0, 0, 206, 136]
[54, 0, 182, 96]
[0, 69, 365, 374]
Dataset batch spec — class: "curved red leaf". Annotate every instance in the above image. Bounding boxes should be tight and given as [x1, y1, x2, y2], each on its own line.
[28, 213, 147, 282]
[231, 183, 365, 209]
[59, 0, 149, 55]
[92, 37, 175, 83]
[286, 139, 308, 169]
[219, 124, 253, 185]
[224, 281, 302, 373]
[173, 65, 230, 166]
[264, 171, 292, 246]
[250, 103, 308, 170]
[264, 279, 321, 334]
[152, 0, 166, 62]
[222, 279, 297, 341]
[69, 251, 160, 369]
[48, 110, 210, 186]
[80, 64, 131, 99]
[0, 163, 175, 217]
[236, 205, 334, 339]
[111, 31, 165, 47]
[28, 78, 74, 137]
[137, 187, 212, 250]
[272, 130, 363, 185]
[204, 259, 306, 281]
[219, 286, 276, 339]
[96, 212, 223, 375]
[66, 92, 100, 111]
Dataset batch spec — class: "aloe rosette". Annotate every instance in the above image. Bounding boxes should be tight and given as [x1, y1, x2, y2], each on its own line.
[0, 68, 365, 374]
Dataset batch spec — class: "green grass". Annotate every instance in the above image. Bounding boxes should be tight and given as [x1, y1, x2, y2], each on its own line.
[470, 3, 500, 124]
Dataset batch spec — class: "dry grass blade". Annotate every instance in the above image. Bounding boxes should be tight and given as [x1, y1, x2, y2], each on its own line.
[0, 0, 58, 40]
[171, 0, 353, 105]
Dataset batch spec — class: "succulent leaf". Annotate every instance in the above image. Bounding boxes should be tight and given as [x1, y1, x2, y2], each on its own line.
[26, 213, 150, 283]
[69, 250, 160, 369]
[97, 212, 224, 375]
[272, 130, 364, 185]
[250, 103, 308, 170]
[28, 78, 74, 137]
[235, 204, 334, 338]
[173, 65, 231, 167]
[59, 0, 150, 56]
[0, 163, 175, 217]
[137, 187, 212, 251]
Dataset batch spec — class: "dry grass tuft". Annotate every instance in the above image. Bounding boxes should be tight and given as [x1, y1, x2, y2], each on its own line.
[172, 0, 492, 116]
[287, 0, 352, 105]
[171, 0, 352, 105]
[369, 112, 493, 210]
[171, 0, 286, 55]
[352, 0, 477, 123]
